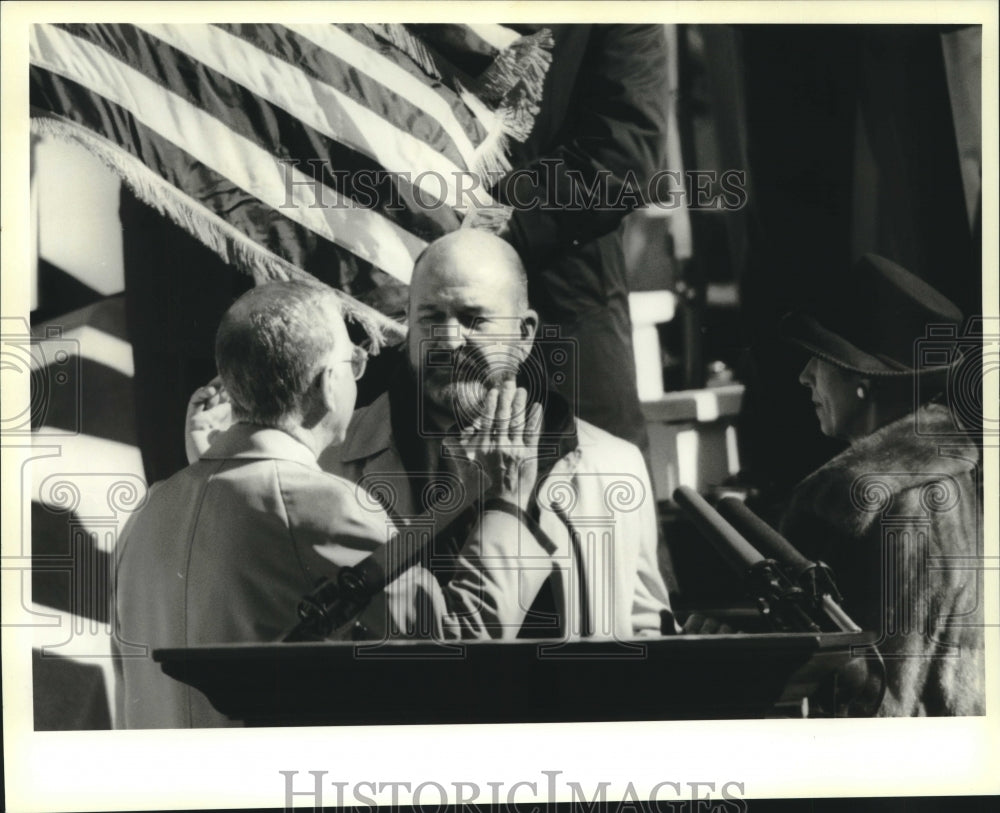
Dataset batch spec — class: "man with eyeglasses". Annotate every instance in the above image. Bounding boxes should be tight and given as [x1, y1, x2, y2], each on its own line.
[113, 279, 549, 728]
[188, 231, 675, 641]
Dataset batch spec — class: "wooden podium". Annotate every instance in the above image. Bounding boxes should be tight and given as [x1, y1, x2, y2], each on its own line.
[155, 631, 876, 726]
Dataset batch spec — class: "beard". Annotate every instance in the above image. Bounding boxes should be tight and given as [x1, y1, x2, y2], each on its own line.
[427, 377, 487, 417]
[419, 346, 520, 428]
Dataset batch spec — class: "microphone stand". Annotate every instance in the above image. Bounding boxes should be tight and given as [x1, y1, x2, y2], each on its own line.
[282, 501, 482, 642]
[283, 567, 375, 642]
[716, 496, 860, 633]
[683, 488, 885, 715]
[673, 486, 820, 633]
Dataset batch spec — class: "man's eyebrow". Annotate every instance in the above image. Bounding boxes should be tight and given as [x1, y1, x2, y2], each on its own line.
[417, 303, 487, 316]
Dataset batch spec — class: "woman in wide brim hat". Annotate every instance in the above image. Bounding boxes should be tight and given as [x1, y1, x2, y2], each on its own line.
[778, 253, 984, 716]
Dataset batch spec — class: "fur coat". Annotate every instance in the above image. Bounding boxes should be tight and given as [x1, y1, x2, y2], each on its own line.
[781, 402, 984, 716]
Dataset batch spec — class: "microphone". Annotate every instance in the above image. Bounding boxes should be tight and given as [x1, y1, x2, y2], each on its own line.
[674, 487, 884, 714]
[673, 486, 764, 571]
[716, 496, 859, 633]
[284, 502, 481, 641]
[716, 496, 810, 574]
[673, 486, 819, 632]
[284, 525, 430, 642]
[713, 498, 886, 714]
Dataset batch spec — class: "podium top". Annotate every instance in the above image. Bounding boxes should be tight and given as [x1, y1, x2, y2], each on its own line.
[155, 631, 875, 726]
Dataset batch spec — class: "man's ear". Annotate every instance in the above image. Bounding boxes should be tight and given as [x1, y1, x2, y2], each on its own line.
[518, 309, 539, 362]
[315, 363, 340, 416]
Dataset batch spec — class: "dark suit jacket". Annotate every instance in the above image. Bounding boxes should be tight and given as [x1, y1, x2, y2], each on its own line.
[495, 24, 669, 445]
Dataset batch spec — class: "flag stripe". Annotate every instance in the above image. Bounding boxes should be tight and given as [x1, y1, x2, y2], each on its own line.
[29, 22, 551, 347]
[30, 65, 354, 280]
[135, 22, 476, 210]
[34, 110, 408, 346]
[233, 22, 487, 172]
[339, 23, 492, 130]
[282, 23, 487, 170]
[30, 24, 424, 283]
[56, 23, 457, 241]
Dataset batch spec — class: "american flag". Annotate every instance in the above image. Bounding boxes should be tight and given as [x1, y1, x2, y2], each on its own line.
[25, 21, 552, 730]
[29, 22, 552, 345]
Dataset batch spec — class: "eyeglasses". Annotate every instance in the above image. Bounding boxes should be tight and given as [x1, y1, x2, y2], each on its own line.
[343, 344, 368, 380]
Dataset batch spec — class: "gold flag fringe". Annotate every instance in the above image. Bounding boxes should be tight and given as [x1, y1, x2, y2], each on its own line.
[31, 116, 406, 351]
[465, 29, 553, 184]
[363, 24, 553, 191]
[474, 28, 554, 112]
[458, 81, 513, 182]
[364, 24, 442, 80]
[461, 204, 513, 233]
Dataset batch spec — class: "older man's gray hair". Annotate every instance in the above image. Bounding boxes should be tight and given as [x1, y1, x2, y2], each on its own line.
[215, 280, 343, 426]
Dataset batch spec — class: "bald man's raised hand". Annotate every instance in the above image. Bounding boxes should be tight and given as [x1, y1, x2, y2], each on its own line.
[446, 380, 543, 511]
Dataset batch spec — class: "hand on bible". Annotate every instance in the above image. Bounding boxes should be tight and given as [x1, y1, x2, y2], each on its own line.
[184, 377, 233, 463]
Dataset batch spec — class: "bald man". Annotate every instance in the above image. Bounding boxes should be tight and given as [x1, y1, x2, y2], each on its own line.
[188, 233, 674, 639]
[117, 280, 549, 728]
[342, 231, 674, 639]
[406, 231, 538, 434]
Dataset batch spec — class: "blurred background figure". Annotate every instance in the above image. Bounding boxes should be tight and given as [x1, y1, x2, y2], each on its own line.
[491, 24, 670, 450]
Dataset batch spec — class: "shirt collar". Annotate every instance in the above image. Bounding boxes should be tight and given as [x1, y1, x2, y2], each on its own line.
[201, 423, 321, 470]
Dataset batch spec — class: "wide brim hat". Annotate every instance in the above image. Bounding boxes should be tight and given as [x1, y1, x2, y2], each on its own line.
[779, 253, 964, 377]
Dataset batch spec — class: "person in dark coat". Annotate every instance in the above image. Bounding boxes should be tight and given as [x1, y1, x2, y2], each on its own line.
[779, 254, 984, 716]
[494, 24, 669, 449]
[124, 24, 667, 483]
